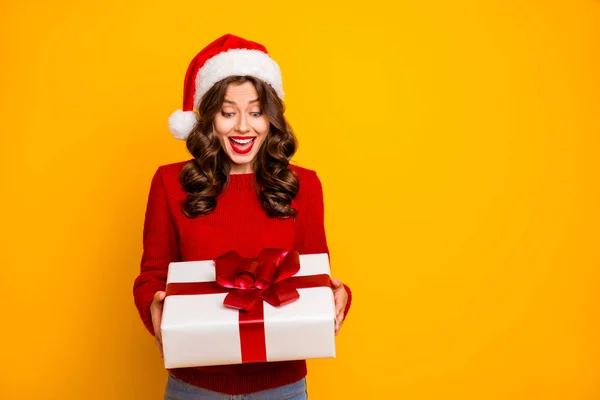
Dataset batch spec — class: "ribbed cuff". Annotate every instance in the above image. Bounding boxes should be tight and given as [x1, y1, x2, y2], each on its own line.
[342, 283, 352, 320]
[135, 284, 164, 336]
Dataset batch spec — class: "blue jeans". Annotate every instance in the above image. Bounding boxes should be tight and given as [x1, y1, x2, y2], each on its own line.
[164, 373, 308, 400]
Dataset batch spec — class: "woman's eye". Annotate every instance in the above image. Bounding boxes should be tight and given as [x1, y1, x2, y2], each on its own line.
[251, 111, 262, 117]
[221, 111, 234, 118]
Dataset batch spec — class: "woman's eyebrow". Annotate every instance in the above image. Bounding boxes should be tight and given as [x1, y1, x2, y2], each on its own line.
[223, 99, 260, 105]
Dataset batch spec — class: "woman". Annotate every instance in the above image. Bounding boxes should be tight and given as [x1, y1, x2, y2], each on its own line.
[133, 33, 352, 399]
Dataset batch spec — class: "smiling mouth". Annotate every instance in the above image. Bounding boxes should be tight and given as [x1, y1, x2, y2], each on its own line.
[228, 136, 257, 154]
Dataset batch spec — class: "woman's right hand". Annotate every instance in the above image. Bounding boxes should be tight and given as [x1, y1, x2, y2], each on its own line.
[150, 291, 167, 358]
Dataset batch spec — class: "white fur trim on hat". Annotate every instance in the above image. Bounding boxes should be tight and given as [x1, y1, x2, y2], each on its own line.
[168, 110, 198, 140]
[193, 48, 284, 109]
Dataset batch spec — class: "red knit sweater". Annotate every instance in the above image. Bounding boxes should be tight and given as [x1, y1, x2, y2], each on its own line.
[133, 160, 352, 395]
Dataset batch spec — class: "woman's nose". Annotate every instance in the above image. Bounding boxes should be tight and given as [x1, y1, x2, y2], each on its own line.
[236, 114, 251, 133]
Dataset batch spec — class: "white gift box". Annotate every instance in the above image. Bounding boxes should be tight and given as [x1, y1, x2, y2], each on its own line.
[160, 253, 336, 368]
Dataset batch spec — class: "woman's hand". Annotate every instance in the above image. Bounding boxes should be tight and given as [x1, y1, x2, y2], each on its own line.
[331, 279, 348, 336]
[150, 291, 167, 358]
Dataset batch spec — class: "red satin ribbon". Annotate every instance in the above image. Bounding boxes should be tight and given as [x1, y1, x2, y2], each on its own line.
[215, 249, 303, 311]
[239, 301, 266, 363]
[165, 249, 332, 364]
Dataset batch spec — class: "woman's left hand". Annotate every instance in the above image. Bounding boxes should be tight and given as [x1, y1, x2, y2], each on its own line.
[331, 278, 348, 336]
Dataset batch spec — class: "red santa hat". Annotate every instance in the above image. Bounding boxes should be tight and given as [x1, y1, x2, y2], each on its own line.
[168, 33, 285, 140]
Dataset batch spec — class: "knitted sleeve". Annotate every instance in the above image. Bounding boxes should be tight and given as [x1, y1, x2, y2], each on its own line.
[133, 168, 180, 336]
[293, 170, 352, 319]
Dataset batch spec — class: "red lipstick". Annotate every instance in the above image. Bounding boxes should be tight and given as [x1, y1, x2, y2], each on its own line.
[228, 136, 256, 155]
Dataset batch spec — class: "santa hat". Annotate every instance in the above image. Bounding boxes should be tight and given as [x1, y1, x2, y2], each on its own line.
[168, 33, 285, 140]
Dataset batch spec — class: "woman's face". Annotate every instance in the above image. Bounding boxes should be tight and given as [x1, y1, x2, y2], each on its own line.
[213, 81, 270, 174]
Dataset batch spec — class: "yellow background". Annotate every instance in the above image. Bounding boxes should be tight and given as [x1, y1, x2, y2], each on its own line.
[1, 1, 599, 399]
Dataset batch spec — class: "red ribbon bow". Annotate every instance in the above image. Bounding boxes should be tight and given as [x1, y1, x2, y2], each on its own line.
[215, 249, 302, 311]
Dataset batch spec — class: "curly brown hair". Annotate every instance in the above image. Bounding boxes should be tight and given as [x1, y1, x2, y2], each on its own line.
[180, 75, 299, 219]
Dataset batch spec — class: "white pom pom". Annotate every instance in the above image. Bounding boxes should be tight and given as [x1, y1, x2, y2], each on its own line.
[168, 110, 198, 140]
